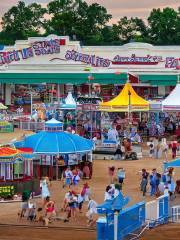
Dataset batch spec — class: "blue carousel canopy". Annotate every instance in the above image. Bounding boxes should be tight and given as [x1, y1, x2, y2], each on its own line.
[15, 131, 93, 154]
[164, 159, 180, 168]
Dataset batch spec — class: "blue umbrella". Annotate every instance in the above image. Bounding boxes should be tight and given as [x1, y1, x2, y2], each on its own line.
[15, 131, 93, 154]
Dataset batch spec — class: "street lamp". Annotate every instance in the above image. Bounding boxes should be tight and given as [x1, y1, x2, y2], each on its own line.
[87, 74, 94, 139]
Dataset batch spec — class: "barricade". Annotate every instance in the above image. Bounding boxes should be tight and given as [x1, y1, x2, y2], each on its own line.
[145, 194, 169, 227]
[171, 205, 180, 223]
[19, 121, 45, 131]
[97, 195, 169, 240]
[97, 201, 145, 240]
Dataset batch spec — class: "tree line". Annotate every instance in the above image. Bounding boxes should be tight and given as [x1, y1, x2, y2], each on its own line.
[0, 0, 179, 46]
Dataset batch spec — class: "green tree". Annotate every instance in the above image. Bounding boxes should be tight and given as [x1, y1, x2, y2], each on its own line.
[113, 16, 147, 43]
[1, 1, 46, 44]
[45, 0, 112, 44]
[148, 7, 180, 45]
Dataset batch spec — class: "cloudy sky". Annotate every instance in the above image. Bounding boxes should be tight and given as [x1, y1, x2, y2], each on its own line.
[0, 0, 179, 25]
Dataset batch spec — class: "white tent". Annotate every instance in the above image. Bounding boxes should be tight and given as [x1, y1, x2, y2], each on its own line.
[162, 84, 180, 111]
[60, 92, 76, 109]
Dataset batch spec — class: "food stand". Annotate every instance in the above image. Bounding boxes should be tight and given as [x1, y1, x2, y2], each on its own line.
[0, 147, 39, 199]
[98, 82, 150, 158]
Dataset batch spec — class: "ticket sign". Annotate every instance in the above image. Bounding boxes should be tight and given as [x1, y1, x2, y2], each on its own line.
[0, 185, 15, 197]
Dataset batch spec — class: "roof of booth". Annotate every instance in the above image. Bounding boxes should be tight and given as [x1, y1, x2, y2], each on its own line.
[0, 72, 128, 84]
[99, 83, 149, 112]
[15, 131, 93, 154]
[162, 84, 180, 111]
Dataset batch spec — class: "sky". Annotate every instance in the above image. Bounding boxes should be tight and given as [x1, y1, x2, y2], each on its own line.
[0, 0, 179, 26]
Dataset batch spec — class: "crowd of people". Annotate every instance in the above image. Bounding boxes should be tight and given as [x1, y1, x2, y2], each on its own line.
[140, 167, 176, 199]
[148, 137, 179, 160]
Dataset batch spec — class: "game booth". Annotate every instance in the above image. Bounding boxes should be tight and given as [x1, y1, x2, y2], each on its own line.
[97, 82, 150, 159]
[0, 103, 14, 133]
[15, 119, 94, 180]
[0, 147, 39, 200]
[162, 83, 180, 140]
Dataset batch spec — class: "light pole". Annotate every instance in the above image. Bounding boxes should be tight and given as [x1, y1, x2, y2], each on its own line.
[88, 74, 94, 139]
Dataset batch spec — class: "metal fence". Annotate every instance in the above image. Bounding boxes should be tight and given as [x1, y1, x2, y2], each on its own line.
[171, 205, 180, 223]
[145, 194, 169, 227]
[18, 121, 45, 131]
[97, 195, 169, 240]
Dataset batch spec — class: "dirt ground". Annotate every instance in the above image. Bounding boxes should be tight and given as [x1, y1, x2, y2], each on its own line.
[0, 130, 180, 240]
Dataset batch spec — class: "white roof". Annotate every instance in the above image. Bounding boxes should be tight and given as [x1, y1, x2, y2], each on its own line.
[45, 118, 63, 124]
[64, 92, 76, 105]
[162, 84, 180, 111]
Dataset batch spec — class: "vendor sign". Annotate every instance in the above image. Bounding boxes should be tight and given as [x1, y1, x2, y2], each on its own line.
[0, 185, 15, 198]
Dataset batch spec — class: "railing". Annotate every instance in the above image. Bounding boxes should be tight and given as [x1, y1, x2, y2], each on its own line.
[145, 194, 169, 227]
[171, 205, 180, 223]
[18, 121, 45, 131]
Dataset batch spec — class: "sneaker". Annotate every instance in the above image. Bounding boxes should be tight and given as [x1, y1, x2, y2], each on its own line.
[64, 219, 69, 223]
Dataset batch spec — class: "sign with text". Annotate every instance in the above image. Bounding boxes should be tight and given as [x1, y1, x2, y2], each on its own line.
[112, 54, 162, 65]
[0, 39, 65, 65]
[65, 49, 111, 67]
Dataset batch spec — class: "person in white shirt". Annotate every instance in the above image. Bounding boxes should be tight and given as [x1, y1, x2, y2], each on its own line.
[161, 138, 168, 162]
[63, 167, 73, 188]
[86, 199, 98, 226]
[108, 125, 118, 142]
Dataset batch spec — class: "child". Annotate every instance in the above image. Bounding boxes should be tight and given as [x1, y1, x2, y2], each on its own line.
[117, 168, 126, 184]
[149, 140, 154, 158]
[63, 167, 73, 188]
[108, 166, 115, 184]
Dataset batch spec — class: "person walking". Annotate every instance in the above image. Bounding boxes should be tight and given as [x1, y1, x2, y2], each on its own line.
[149, 140, 154, 158]
[140, 169, 149, 196]
[62, 167, 73, 188]
[117, 168, 126, 185]
[108, 166, 116, 184]
[161, 138, 168, 162]
[171, 139, 177, 159]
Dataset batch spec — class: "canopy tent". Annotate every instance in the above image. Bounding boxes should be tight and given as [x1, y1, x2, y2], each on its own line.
[15, 120, 93, 154]
[0, 147, 33, 162]
[60, 92, 77, 109]
[164, 159, 180, 168]
[99, 83, 149, 112]
[162, 84, 180, 111]
[15, 131, 93, 154]
[0, 147, 34, 181]
[0, 103, 7, 110]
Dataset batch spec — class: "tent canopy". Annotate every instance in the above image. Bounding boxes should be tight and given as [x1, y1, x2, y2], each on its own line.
[164, 159, 180, 168]
[0, 147, 32, 158]
[0, 103, 7, 110]
[0, 147, 33, 163]
[99, 83, 149, 112]
[60, 92, 77, 109]
[15, 131, 93, 154]
[162, 84, 180, 111]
